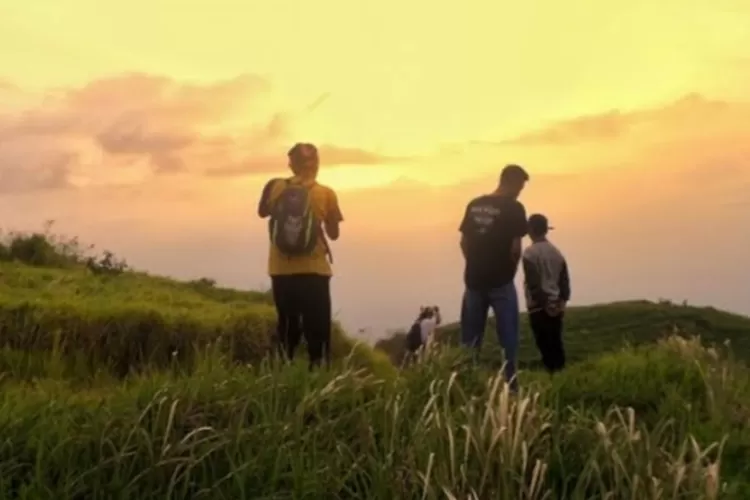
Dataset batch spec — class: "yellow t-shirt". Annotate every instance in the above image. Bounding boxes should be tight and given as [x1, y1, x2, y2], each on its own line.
[264, 176, 343, 276]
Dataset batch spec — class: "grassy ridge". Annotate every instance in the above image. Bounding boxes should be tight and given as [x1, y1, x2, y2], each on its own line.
[0, 227, 393, 381]
[375, 300, 750, 368]
[0, 258, 275, 305]
[0, 260, 277, 374]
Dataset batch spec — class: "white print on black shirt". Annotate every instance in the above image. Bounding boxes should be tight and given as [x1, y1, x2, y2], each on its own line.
[470, 204, 502, 234]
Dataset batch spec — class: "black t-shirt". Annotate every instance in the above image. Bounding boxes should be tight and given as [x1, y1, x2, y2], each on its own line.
[459, 194, 528, 290]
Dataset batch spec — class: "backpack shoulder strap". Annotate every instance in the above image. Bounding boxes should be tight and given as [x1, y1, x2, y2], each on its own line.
[279, 177, 334, 263]
[285, 176, 317, 186]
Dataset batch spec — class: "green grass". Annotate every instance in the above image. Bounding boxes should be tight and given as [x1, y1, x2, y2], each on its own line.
[1, 226, 750, 498]
[0, 337, 748, 498]
[375, 300, 750, 369]
[0, 258, 274, 306]
[0, 226, 393, 381]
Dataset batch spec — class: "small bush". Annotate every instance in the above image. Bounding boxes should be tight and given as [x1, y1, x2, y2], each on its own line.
[188, 277, 217, 288]
[0, 220, 129, 275]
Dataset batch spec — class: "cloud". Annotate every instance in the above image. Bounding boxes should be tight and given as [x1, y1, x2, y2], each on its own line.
[441, 93, 750, 235]
[0, 150, 76, 193]
[472, 92, 750, 182]
[493, 93, 740, 148]
[501, 110, 629, 146]
[203, 155, 281, 178]
[337, 91, 750, 237]
[204, 142, 406, 178]
[0, 80, 20, 93]
[318, 144, 406, 166]
[0, 73, 396, 194]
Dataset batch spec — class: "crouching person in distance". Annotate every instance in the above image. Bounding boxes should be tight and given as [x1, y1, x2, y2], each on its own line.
[405, 305, 442, 364]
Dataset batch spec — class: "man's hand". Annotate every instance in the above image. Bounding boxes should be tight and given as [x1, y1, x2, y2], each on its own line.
[545, 300, 566, 317]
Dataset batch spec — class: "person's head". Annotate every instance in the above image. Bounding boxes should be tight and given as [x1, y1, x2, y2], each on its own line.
[498, 164, 529, 198]
[418, 306, 435, 321]
[528, 213, 554, 240]
[287, 142, 320, 178]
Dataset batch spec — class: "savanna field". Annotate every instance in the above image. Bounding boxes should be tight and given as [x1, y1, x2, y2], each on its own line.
[1, 225, 750, 499]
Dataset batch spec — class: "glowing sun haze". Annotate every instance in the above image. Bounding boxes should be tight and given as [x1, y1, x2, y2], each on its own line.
[2, 0, 749, 337]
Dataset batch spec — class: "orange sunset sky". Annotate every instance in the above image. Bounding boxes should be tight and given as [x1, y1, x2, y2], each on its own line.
[2, 0, 749, 338]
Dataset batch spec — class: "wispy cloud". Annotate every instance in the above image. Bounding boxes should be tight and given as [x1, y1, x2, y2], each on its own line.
[0, 74, 398, 194]
[500, 110, 629, 146]
[0, 151, 76, 193]
[318, 144, 408, 166]
[0, 79, 19, 92]
[491, 93, 741, 148]
[348, 92, 750, 231]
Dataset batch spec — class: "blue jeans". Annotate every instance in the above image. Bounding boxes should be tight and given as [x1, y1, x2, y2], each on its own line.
[460, 282, 520, 392]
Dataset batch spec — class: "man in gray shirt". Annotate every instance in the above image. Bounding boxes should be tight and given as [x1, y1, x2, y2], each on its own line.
[521, 214, 571, 374]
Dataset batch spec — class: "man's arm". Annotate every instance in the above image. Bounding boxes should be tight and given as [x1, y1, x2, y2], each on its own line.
[257, 179, 277, 218]
[458, 204, 471, 259]
[559, 259, 571, 303]
[510, 202, 528, 264]
[522, 254, 548, 308]
[511, 238, 522, 264]
[323, 189, 344, 240]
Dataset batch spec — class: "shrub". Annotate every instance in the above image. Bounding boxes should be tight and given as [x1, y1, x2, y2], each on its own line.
[0, 221, 129, 275]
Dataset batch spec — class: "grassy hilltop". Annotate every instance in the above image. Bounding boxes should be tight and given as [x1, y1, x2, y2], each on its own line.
[375, 300, 750, 368]
[0, 224, 391, 381]
[1, 225, 750, 498]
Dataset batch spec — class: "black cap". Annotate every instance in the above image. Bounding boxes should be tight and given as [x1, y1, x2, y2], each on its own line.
[528, 213, 554, 234]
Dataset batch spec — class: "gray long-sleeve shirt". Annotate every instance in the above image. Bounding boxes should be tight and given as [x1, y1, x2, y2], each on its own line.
[522, 239, 571, 313]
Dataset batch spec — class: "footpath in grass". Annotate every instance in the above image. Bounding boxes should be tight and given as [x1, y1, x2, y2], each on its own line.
[0, 337, 749, 499]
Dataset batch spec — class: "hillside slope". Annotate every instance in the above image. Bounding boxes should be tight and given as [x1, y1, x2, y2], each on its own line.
[375, 300, 750, 367]
[0, 260, 387, 378]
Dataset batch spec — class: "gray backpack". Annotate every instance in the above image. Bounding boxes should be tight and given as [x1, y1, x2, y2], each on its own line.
[269, 179, 320, 257]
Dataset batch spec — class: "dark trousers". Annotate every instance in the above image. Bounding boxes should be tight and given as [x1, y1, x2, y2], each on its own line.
[529, 310, 565, 374]
[270, 274, 332, 369]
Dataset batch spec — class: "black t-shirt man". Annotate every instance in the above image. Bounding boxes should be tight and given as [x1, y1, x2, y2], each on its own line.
[459, 168, 529, 290]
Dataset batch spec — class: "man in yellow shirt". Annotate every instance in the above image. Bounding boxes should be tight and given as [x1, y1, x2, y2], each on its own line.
[257, 143, 344, 369]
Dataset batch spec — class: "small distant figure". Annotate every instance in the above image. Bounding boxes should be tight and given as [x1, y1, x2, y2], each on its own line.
[459, 164, 529, 393]
[257, 143, 344, 370]
[522, 214, 571, 375]
[405, 305, 442, 362]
